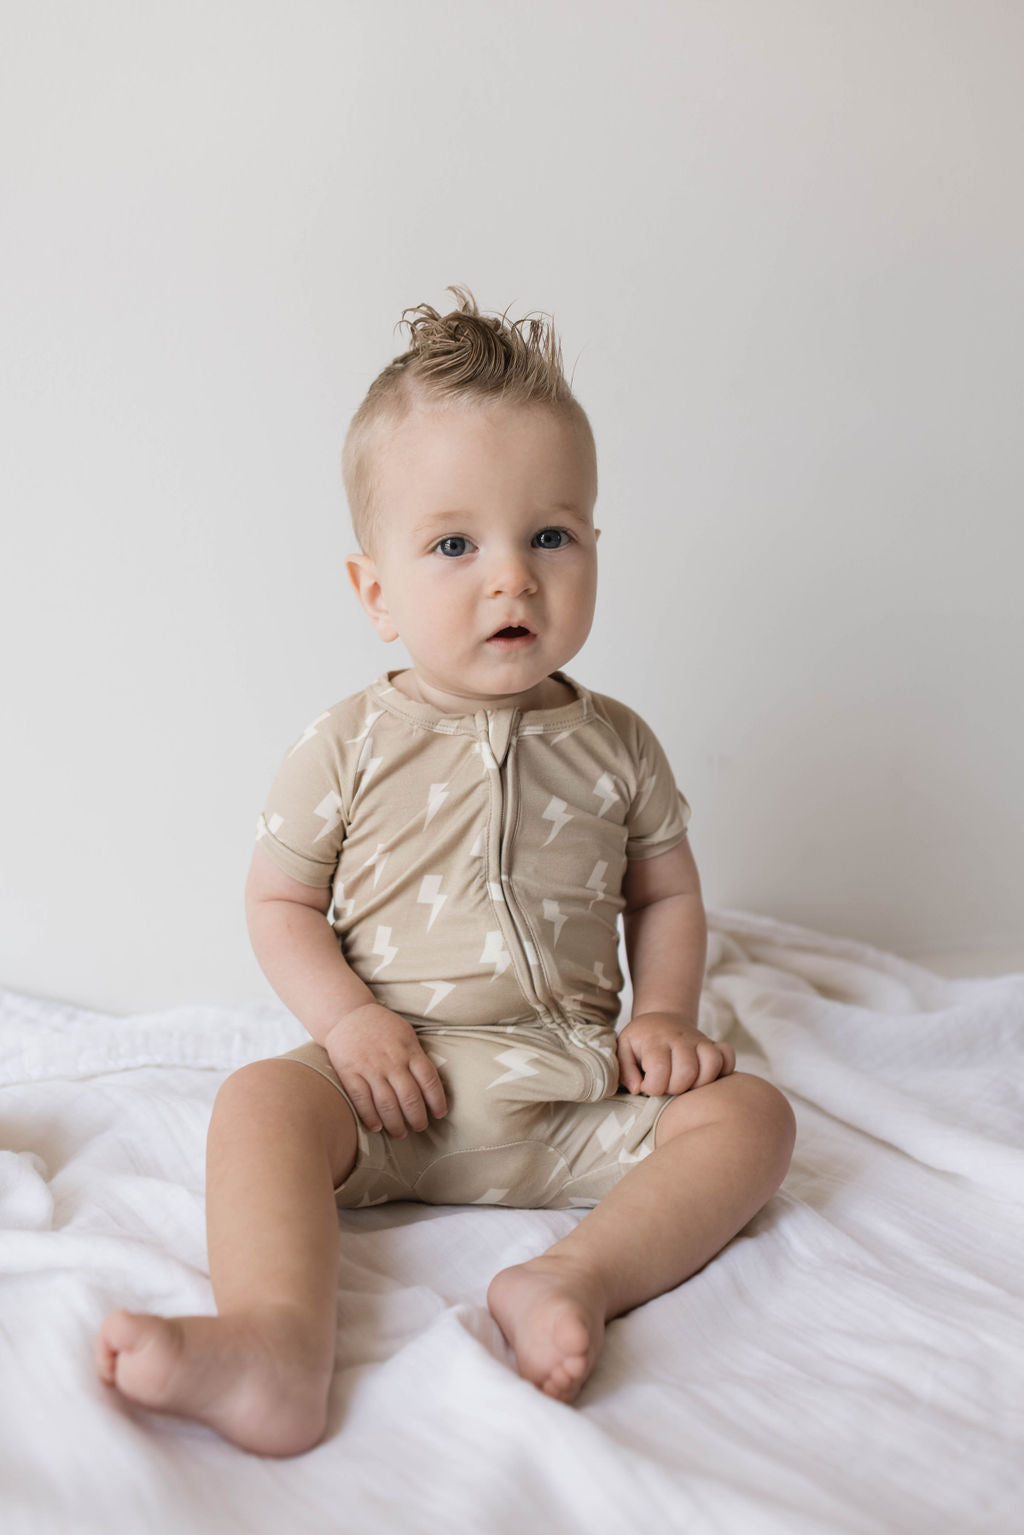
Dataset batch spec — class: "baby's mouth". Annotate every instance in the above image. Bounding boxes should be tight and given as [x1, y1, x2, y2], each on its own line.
[487, 624, 536, 646]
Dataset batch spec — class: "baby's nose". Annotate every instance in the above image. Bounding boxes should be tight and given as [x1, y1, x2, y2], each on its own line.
[485, 549, 537, 596]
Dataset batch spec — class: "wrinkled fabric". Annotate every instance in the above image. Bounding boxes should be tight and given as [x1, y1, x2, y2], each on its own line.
[1, 911, 1022, 1535]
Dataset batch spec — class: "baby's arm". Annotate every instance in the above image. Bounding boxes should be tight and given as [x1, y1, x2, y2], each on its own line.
[617, 837, 734, 1095]
[245, 845, 447, 1135]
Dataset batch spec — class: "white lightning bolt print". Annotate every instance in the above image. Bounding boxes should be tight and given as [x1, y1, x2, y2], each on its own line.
[481, 931, 511, 978]
[475, 741, 499, 772]
[536, 1160, 565, 1197]
[593, 961, 615, 990]
[420, 980, 455, 1016]
[596, 1111, 639, 1154]
[416, 874, 447, 930]
[635, 759, 657, 813]
[345, 709, 384, 745]
[471, 1188, 510, 1204]
[312, 791, 344, 843]
[425, 782, 449, 825]
[370, 925, 398, 977]
[255, 812, 284, 841]
[360, 843, 389, 887]
[288, 711, 330, 756]
[593, 772, 619, 818]
[332, 880, 355, 922]
[543, 899, 567, 945]
[586, 861, 609, 907]
[356, 735, 383, 788]
[541, 795, 573, 846]
[488, 1048, 541, 1088]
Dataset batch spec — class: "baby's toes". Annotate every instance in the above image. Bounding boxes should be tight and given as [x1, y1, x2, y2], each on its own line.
[541, 1351, 588, 1403]
[100, 1309, 148, 1355]
[96, 1309, 142, 1381]
[99, 1311, 182, 1400]
[95, 1323, 117, 1384]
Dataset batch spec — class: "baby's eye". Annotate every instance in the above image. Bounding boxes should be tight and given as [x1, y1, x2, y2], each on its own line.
[532, 528, 573, 550]
[435, 536, 471, 558]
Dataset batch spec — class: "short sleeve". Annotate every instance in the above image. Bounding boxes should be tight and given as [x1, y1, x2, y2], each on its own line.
[623, 710, 691, 862]
[255, 708, 351, 887]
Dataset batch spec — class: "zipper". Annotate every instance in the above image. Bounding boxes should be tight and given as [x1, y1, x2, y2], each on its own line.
[479, 709, 613, 1101]
[479, 708, 549, 1020]
[478, 706, 614, 1105]
[480, 711, 609, 1099]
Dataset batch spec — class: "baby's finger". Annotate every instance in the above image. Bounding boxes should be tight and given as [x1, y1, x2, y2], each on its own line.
[410, 1054, 448, 1119]
[665, 1050, 701, 1096]
[640, 1045, 673, 1098]
[341, 1073, 384, 1135]
[616, 1036, 643, 1094]
[368, 1080, 410, 1140]
[389, 1068, 432, 1134]
[720, 1042, 737, 1075]
[692, 1040, 727, 1089]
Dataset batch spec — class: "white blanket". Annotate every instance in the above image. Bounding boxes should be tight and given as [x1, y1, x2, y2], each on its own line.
[2, 911, 1021, 1534]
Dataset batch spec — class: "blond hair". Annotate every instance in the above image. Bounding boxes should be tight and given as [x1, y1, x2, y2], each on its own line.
[342, 285, 593, 553]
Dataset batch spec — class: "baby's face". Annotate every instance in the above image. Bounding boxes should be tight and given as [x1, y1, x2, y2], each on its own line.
[348, 399, 599, 713]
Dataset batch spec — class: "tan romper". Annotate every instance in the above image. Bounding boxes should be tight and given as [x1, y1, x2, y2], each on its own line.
[257, 671, 691, 1209]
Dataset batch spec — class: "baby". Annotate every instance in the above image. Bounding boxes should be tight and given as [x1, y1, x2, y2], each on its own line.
[97, 288, 796, 1456]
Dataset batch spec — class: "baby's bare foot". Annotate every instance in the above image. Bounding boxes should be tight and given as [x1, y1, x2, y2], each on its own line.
[486, 1256, 606, 1404]
[95, 1307, 334, 1457]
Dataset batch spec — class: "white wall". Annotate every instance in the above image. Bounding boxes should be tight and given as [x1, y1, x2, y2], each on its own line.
[3, 0, 1022, 1012]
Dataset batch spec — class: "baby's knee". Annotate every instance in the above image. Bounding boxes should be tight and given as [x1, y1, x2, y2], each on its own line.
[214, 1057, 293, 1113]
[211, 1057, 359, 1181]
[212, 1056, 347, 1132]
[657, 1070, 795, 1181]
[723, 1072, 796, 1177]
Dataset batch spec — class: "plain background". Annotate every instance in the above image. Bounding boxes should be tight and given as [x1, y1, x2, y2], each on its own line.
[3, 0, 1022, 1013]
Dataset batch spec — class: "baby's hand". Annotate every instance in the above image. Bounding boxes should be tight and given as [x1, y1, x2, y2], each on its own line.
[617, 1010, 735, 1097]
[324, 1003, 448, 1137]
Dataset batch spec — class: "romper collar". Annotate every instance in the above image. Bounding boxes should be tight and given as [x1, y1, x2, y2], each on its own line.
[370, 670, 594, 737]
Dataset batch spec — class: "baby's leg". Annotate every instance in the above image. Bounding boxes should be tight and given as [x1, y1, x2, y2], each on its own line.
[96, 1059, 358, 1456]
[487, 1072, 795, 1403]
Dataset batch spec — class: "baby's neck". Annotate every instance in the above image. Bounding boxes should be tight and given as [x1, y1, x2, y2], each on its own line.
[391, 669, 575, 715]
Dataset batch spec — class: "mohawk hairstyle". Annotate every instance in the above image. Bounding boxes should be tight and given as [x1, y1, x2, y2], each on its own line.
[342, 285, 593, 554]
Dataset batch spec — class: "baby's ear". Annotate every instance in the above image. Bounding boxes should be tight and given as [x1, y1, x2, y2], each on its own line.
[346, 554, 399, 642]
